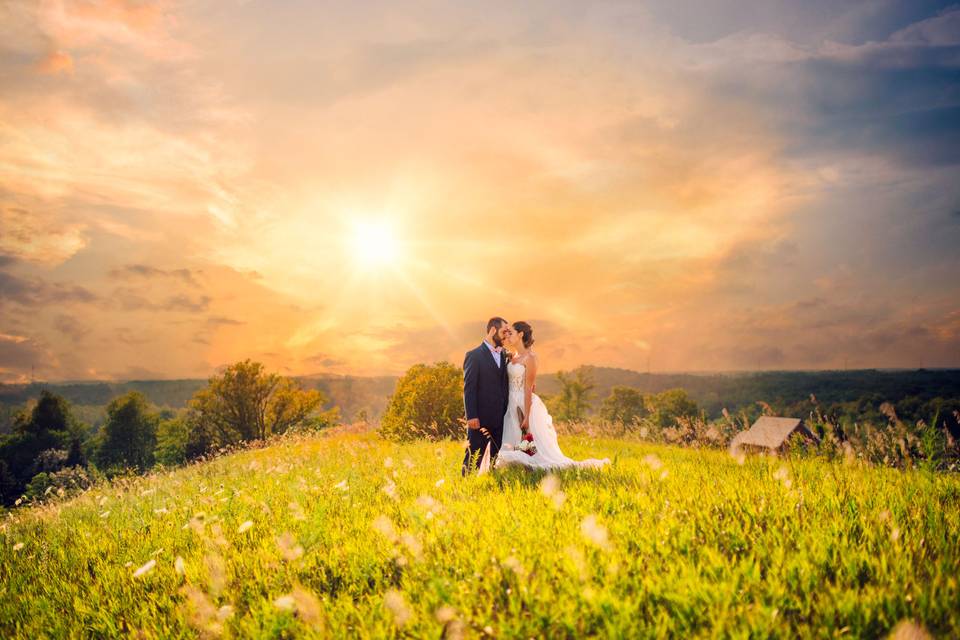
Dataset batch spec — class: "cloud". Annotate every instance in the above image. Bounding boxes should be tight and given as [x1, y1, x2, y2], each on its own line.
[37, 49, 74, 75]
[108, 264, 200, 286]
[53, 314, 90, 342]
[0, 1, 958, 380]
[0, 331, 52, 382]
[0, 269, 99, 308]
[0, 201, 88, 266]
[107, 287, 210, 313]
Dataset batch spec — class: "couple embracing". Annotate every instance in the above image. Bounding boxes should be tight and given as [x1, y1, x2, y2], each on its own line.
[461, 317, 610, 475]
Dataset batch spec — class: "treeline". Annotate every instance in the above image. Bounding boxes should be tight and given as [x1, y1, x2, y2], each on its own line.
[538, 366, 960, 436]
[0, 360, 338, 508]
[544, 367, 960, 471]
[376, 363, 960, 471]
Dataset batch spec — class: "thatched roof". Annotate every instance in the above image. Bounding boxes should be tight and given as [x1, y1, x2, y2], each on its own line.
[731, 416, 820, 451]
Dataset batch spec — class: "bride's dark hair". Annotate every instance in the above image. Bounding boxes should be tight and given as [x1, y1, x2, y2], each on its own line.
[512, 321, 534, 348]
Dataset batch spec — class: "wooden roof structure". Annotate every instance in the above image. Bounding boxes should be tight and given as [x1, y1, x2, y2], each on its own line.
[730, 416, 820, 452]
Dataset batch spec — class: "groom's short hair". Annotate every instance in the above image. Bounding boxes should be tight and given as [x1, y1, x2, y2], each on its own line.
[486, 317, 507, 333]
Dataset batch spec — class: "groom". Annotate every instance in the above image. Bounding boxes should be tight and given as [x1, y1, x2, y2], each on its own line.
[461, 317, 512, 475]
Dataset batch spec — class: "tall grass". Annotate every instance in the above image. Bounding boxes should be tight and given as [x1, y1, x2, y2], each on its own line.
[1, 429, 957, 638]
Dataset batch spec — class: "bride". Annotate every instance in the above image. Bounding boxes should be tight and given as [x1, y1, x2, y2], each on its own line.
[495, 321, 610, 471]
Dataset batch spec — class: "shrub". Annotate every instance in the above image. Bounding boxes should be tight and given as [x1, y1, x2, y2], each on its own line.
[600, 386, 646, 425]
[380, 362, 464, 442]
[25, 465, 94, 503]
[184, 359, 329, 458]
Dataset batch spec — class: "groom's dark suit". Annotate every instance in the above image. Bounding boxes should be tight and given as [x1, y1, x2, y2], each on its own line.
[461, 341, 509, 475]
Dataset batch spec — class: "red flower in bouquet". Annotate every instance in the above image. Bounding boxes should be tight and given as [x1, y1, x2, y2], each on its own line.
[522, 433, 534, 442]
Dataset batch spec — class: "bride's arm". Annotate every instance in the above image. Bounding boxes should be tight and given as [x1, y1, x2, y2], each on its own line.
[521, 355, 538, 430]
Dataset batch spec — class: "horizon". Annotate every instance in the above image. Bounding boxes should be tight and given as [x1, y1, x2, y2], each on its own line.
[2, 1, 959, 383]
[10, 365, 960, 387]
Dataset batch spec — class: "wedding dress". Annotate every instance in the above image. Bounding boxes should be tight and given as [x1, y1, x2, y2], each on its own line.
[495, 362, 610, 470]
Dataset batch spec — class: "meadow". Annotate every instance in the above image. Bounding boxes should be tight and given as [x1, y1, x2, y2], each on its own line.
[1, 428, 958, 639]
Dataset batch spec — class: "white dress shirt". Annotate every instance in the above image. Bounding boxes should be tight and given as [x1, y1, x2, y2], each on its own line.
[483, 339, 503, 368]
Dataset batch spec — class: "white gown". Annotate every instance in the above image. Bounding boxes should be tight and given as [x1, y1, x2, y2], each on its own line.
[495, 362, 610, 470]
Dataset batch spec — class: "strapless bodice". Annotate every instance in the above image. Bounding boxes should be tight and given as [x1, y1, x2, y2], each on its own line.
[507, 362, 525, 393]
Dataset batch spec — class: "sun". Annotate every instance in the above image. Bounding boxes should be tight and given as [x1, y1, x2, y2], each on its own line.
[349, 220, 400, 269]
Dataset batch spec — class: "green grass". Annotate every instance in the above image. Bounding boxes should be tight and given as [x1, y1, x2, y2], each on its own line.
[2, 430, 958, 638]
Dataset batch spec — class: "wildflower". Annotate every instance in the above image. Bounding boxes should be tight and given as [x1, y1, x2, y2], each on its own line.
[539, 474, 566, 509]
[288, 584, 324, 628]
[274, 595, 296, 610]
[205, 552, 226, 597]
[237, 520, 253, 534]
[400, 533, 423, 561]
[174, 556, 186, 575]
[384, 589, 411, 627]
[435, 478, 445, 487]
[435, 605, 457, 623]
[501, 555, 526, 578]
[133, 559, 156, 578]
[382, 480, 398, 499]
[416, 495, 440, 513]
[276, 532, 304, 561]
[889, 620, 931, 640]
[180, 584, 223, 636]
[372, 515, 398, 542]
[581, 514, 611, 551]
[334, 480, 349, 491]
[773, 466, 792, 489]
[435, 605, 464, 639]
[642, 454, 662, 471]
[539, 474, 560, 497]
[13, 542, 24, 552]
[288, 501, 307, 521]
[100, 511, 110, 518]
[384, 456, 394, 468]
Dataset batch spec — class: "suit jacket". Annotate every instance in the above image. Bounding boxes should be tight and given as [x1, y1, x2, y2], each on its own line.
[463, 342, 509, 431]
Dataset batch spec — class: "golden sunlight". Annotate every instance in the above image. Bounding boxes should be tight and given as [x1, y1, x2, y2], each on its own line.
[349, 219, 400, 270]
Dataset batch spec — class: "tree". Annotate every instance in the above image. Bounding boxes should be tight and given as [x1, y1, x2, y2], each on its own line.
[644, 388, 699, 428]
[551, 367, 596, 422]
[0, 390, 81, 506]
[600, 386, 646, 425]
[154, 416, 190, 466]
[96, 392, 158, 471]
[380, 362, 464, 442]
[184, 360, 328, 458]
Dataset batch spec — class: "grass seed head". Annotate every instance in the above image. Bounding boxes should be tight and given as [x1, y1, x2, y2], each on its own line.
[132, 558, 156, 578]
[384, 589, 411, 627]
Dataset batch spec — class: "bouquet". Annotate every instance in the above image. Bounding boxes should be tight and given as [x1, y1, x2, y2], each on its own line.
[517, 407, 537, 456]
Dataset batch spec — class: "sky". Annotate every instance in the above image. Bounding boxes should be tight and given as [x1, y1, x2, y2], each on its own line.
[1, 0, 959, 382]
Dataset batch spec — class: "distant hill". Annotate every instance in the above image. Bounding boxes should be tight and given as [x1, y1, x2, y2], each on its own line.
[534, 367, 960, 417]
[2, 367, 958, 432]
[0, 375, 397, 432]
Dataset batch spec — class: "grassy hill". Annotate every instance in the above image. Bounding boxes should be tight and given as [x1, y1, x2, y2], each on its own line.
[1, 430, 957, 637]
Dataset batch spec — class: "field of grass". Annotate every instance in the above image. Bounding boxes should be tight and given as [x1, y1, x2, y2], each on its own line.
[2, 428, 958, 638]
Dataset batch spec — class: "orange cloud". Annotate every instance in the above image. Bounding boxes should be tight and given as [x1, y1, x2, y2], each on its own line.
[37, 49, 74, 74]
